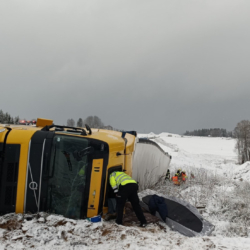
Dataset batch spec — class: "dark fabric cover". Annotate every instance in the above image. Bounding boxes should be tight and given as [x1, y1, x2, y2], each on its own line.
[143, 195, 202, 233]
[148, 195, 168, 222]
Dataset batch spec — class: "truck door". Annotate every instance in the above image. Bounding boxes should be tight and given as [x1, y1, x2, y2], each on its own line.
[24, 131, 53, 213]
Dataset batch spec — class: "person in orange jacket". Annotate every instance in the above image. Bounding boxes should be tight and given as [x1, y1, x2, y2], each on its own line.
[172, 174, 180, 186]
[171, 169, 188, 185]
[181, 171, 187, 182]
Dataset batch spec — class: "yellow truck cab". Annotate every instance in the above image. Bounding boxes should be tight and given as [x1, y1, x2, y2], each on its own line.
[0, 118, 136, 219]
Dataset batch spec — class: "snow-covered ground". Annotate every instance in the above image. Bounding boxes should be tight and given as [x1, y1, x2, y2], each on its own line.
[1, 133, 250, 250]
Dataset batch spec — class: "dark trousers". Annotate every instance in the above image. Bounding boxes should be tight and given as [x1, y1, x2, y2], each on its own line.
[116, 183, 147, 225]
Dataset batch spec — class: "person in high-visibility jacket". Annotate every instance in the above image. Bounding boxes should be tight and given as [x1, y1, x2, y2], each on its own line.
[176, 169, 182, 177]
[172, 174, 180, 186]
[181, 171, 187, 182]
[109, 171, 147, 227]
[165, 169, 170, 181]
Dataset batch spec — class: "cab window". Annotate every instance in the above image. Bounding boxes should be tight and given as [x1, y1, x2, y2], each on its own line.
[47, 135, 90, 219]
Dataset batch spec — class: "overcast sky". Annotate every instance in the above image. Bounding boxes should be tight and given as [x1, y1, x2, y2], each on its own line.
[1, 0, 250, 134]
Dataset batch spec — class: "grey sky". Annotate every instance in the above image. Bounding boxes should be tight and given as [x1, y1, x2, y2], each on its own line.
[1, 0, 250, 134]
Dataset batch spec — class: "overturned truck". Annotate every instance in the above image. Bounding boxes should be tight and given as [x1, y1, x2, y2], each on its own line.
[0, 118, 138, 219]
[0, 120, 171, 220]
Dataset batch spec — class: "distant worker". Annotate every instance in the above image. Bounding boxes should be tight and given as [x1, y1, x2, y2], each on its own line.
[180, 171, 187, 182]
[165, 169, 170, 181]
[176, 169, 182, 178]
[172, 169, 188, 185]
[172, 174, 180, 186]
[109, 171, 147, 227]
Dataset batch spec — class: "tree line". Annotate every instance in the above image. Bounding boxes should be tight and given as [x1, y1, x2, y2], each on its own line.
[0, 110, 19, 124]
[67, 116, 115, 130]
[0, 110, 115, 131]
[184, 128, 233, 137]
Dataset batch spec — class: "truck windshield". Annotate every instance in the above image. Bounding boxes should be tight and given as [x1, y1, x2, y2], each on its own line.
[47, 134, 90, 219]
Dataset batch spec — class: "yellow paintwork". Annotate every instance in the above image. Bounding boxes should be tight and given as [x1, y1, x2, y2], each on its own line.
[87, 159, 103, 217]
[124, 133, 136, 154]
[4, 127, 39, 213]
[36, 118, 53, 127]
[0, 120, 137, 218]
[124, 133, 136, 177]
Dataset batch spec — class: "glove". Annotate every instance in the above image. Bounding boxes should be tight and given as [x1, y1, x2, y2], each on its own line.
[116, 192, 121, 198]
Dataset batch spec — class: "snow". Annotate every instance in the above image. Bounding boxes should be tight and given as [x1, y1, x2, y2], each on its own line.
[1, 133, 250, 249]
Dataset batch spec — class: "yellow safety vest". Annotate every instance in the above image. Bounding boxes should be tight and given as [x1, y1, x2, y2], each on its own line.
[109, 171, 137, 193]
[78, 165, 86, 176]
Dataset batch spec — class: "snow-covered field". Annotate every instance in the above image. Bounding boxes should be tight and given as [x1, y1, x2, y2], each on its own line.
[1, 133, 250, 250]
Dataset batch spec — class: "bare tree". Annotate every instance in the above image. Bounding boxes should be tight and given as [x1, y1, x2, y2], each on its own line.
[93, 116, 104, 128]
[67, 118, 75, 127]
[77, 118, 83, 127]
[3, 112, 12, 124]
[14, 116, 19, 124]
[0, 110, 4, 123]
[83, 116, 104, 128]
[0, 110, 19, 125]
[83, 116, 93, 127]
[234, 120, 250, 164]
